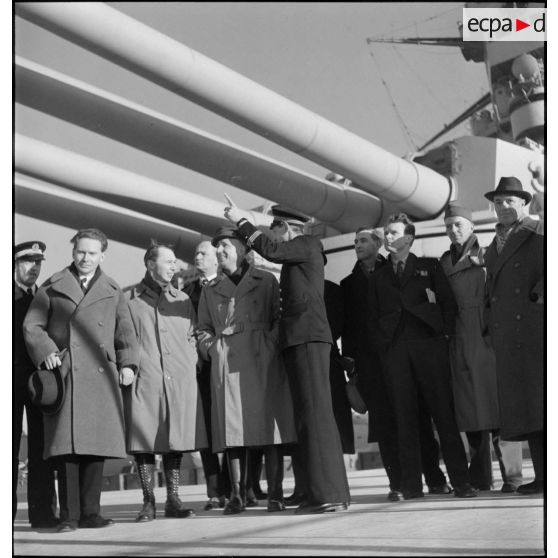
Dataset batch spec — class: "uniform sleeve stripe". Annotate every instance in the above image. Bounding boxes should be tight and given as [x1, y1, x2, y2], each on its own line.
[247, 230, 263, 246]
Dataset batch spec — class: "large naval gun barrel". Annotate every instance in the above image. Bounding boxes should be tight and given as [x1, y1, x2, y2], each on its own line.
[16, 2, 451, 221]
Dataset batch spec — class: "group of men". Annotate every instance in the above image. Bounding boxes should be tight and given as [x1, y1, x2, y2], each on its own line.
[13, 175, 543, 532]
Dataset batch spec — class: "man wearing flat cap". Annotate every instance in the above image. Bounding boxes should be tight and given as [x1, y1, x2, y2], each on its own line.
[483, 177, 544, 494]
[23, 228, 139, 532]
[224, 199, 350, 514]
[196, 225, 296, 514]
[441, 203, 523, 493]
[13, 241, 58, 528]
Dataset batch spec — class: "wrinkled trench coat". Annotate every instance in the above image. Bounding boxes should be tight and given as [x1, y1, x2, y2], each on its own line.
[23, 267, 138, 460]
[440, 235, 500, 432]
[197, 267, 297, 452]
[125, 279, 207, 453]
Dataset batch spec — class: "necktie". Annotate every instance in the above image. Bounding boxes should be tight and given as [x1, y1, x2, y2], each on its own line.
[80, 278, 88, 293]
[396, 261, 404, 280]
[24, 287, 33, 300]
[201, 278, 209, 287]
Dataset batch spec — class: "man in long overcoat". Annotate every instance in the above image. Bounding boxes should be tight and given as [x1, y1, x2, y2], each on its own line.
[342, 228, 450, 500]
[369, 213, 475, 500]
[197, 225, 297, 514]
[183, 240, 230, 510]
[441, 203, 523, 492]
[23, 229, 138, 532]
[483, 177, 544, 494]
[126, 242, 207, 522]
[224, 199, 350, 514]
[13, 241, 58, 528]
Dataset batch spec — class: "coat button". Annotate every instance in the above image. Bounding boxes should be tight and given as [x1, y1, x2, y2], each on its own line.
[515, 288, 520, 294]
[99, 343, 104, 348]
[491, 297, 497, 303]
[516, 314, 521, 320]
[98, 321, 104, 326]
[514, 262, 520, 268]
[516, 343, 522, 349]
[494, 323, 499, 328]
[160, 328, 167, 333]
[98, 367, 104, 372]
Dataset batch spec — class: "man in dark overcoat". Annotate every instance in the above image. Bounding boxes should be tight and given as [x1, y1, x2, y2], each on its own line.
[441, 203, 524, 492]
[13, 241, 58, 528]
[23, 229, 139, 532]
[483, 177, 544, 494]
[183, 240, 230, 510]
[224, 199, 350, 514]
[369, 213, 476, 500]
[341, 228, 450, 500]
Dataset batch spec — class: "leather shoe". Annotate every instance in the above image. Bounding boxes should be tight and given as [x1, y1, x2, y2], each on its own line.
[203, 497, 221, 511]
[387, 490, 404, 502]
[56, 521, 77, 533]
[267, 499, 286, 512]
[428, 483, 453, 495]
[245, 495, 259, 507]
[165, 494, 196, 518]
[517, 480, 544, 495]
[78, 515, 114, 528]
[501, 482, 518, 493]
[284, 492, 307, 506]
[136, 499, 156, 522]
[30, 518, 59, 529]
[295, 502, 348, 514]
[223, 496, 245, 515]
[402, 491, 424, 500]
[454, 484, 478, 498]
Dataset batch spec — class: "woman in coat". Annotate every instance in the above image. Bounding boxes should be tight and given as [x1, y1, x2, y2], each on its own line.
[197, 226, 297, 514]
[126, 243, 207, 522]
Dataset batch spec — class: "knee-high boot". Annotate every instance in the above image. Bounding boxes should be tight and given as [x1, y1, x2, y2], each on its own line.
[163, 453, 195, 518]
[135, 454, 156, 522]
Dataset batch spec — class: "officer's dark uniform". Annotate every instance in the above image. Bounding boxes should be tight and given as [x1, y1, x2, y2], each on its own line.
[237, 208, 350, 508]
[370, 253, 470, 497]
[13, 241, 58, 527]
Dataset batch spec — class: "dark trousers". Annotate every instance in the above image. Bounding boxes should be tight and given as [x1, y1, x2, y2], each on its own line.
[382, 337, 469, 494]
[57, 455, 104, 523]
[466, 431, 493, 488]
[13, 377, 57, 524]
[359, 361, 446, 490]
[197, 368, 230, 498]
[283, 342, 350, 505]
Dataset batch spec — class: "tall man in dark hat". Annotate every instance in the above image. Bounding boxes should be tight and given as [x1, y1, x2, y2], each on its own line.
[483, 177, 544, 494]
[441, 203, 523, 492]
[341, 228, 451, 501]
[13, 241, 58, 528]
[369, 213, 476, 500]
[23, 228, 139, 532]
[223, 198, 350, 514]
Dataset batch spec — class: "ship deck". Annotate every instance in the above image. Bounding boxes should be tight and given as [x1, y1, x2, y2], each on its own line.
[13, 463, 545, 556]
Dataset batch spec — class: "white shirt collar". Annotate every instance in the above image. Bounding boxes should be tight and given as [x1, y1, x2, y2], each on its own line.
[16, 280, 36, 294]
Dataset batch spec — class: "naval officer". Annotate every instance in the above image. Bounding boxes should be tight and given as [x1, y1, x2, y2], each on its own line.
[223, 198, 350, 514]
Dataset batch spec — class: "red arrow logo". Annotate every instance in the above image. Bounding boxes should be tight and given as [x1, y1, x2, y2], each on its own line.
[516, 18, 530, 31]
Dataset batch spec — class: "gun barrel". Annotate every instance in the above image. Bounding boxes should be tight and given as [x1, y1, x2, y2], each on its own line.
[16, 2, 451, 219]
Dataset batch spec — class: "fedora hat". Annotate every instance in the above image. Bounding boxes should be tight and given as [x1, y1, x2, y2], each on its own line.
[28, 351, 69, 415]
[211, 225, 250, 250]
[484, 176, 532, 203]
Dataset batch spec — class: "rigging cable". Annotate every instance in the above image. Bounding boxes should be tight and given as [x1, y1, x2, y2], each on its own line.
[366, 46, 418, 152]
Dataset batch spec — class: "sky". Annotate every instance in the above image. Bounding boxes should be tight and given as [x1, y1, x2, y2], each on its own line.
[13, 2, 489, 286]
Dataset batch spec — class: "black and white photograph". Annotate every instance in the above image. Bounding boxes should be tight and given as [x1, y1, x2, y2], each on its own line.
[12, 2, 546, 556]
